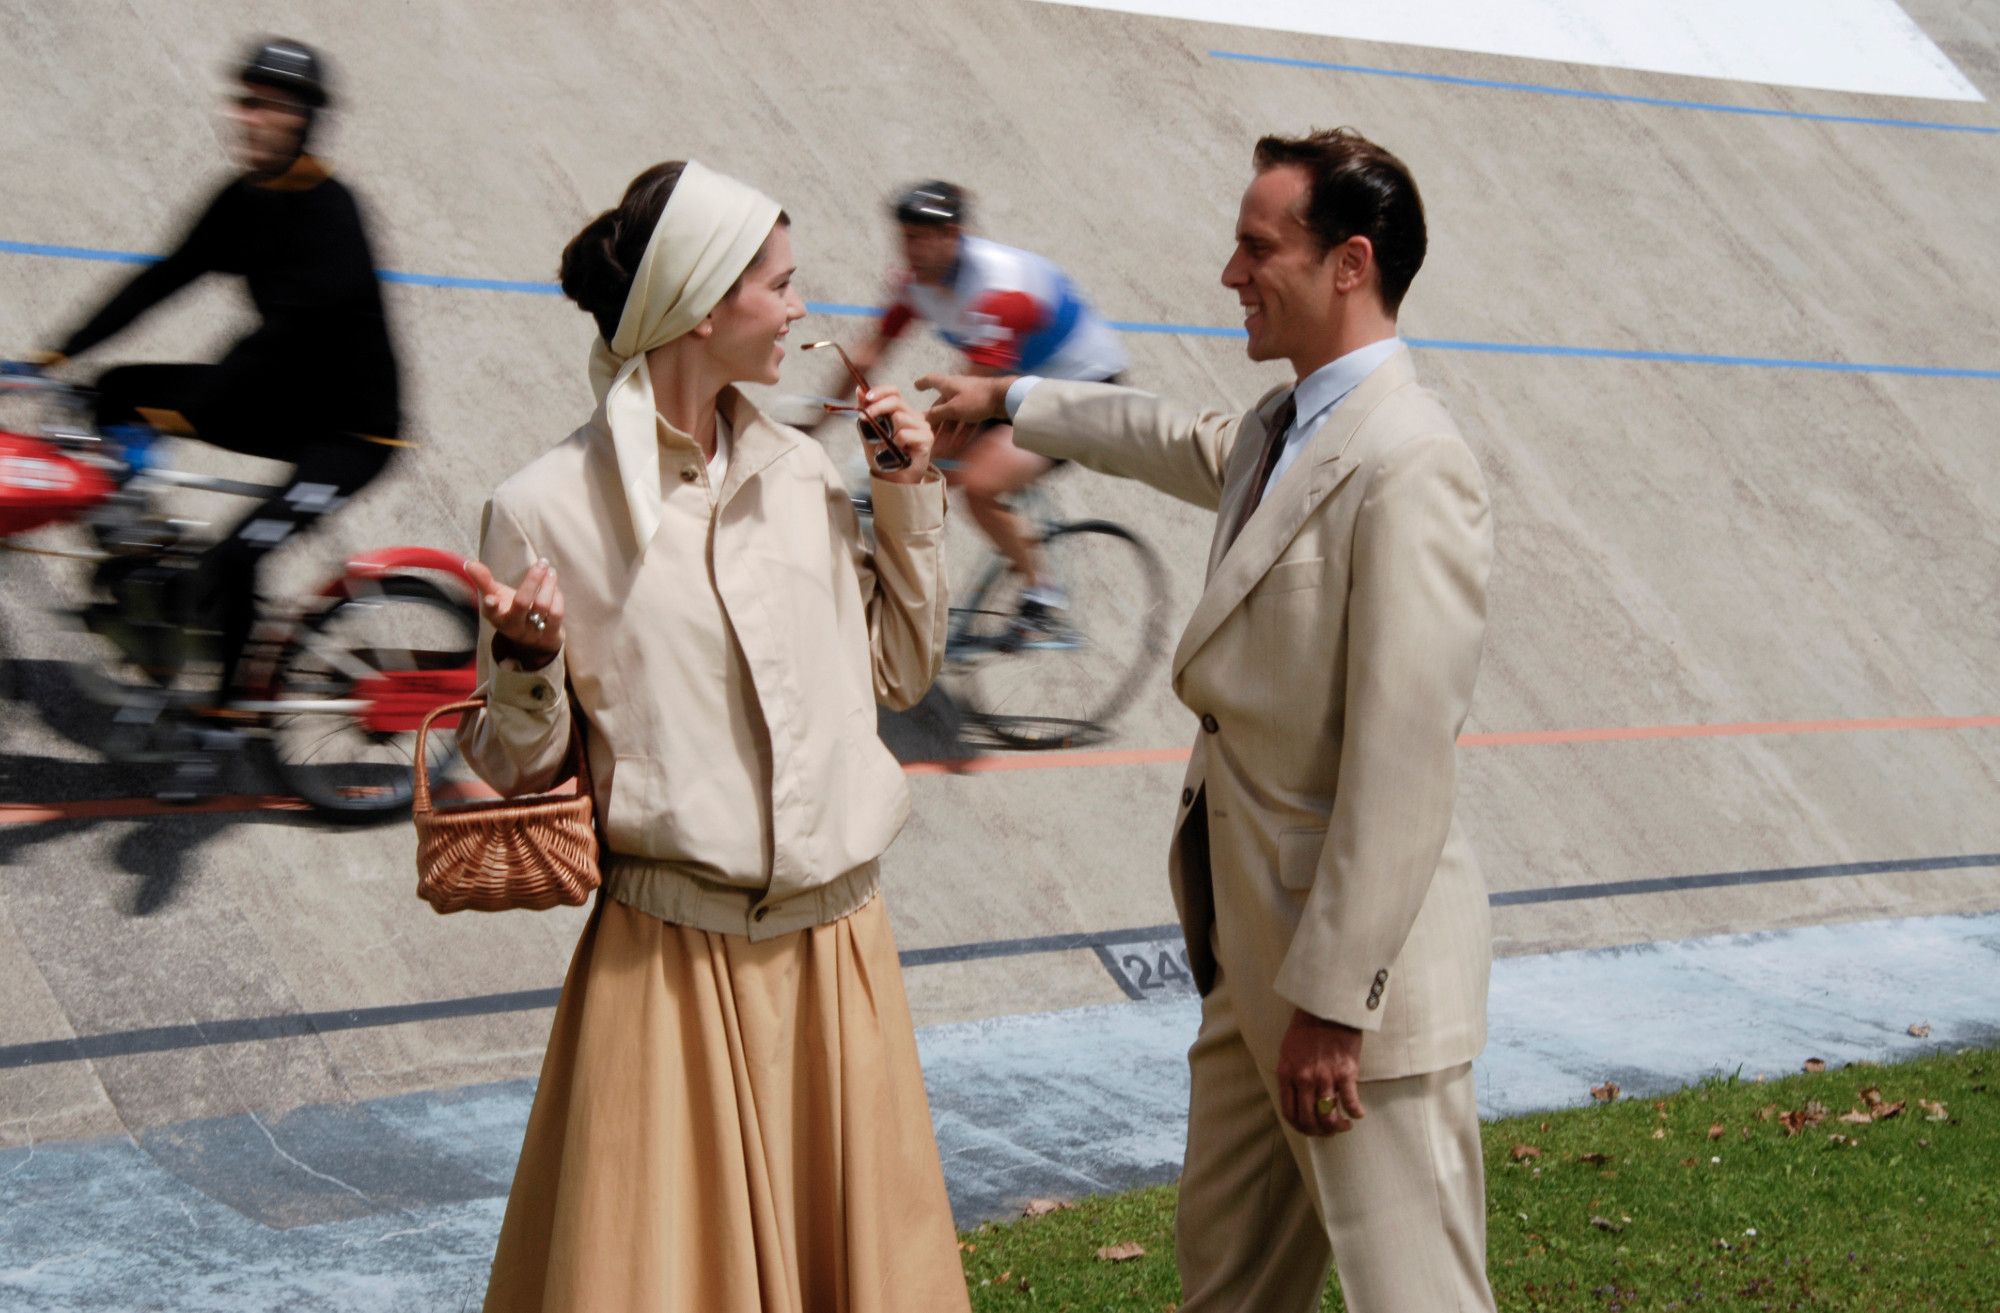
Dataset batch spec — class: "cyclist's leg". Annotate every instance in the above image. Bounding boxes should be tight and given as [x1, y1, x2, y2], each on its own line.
[94, 363, 217, 438]
[953, 422, 1056, 587]
[197, 434, 394, 706]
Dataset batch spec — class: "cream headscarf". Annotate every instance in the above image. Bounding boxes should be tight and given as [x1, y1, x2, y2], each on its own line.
[586, 160, 783, 547]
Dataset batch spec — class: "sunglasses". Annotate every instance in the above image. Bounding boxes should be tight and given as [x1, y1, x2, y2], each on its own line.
[803, 341, 911, 472]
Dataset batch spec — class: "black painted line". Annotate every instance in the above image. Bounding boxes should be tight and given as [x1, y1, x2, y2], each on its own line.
[0, 988, 563, 1070]
[3, 856, 1995, 1071]
[1489, 852, 2000, 907]
[1092, 943, 1150, 1002]
[898, 923, 1180, 968]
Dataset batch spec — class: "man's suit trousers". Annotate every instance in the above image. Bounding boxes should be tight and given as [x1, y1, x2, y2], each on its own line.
[1175, 966, 1497, 1313]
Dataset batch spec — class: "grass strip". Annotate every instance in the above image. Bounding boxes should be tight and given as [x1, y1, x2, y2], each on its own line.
[959, 1046, 1998, 1311]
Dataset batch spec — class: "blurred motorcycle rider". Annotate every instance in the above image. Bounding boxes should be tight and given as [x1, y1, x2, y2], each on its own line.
[22, 37, 402, 714]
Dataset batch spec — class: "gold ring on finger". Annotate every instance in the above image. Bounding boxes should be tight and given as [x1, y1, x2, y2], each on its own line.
[1315, 1095, 1336, 1118]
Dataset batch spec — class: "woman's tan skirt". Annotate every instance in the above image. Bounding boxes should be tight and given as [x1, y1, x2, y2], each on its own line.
[483, 893, 971, 1313]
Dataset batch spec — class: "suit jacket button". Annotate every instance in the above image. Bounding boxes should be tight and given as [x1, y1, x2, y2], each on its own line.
[681, 464, 701, 483]
[1200, 714, 1219, 734]
[1374, 969, 1389, 984]
[1366, 993, 1382, 1010]
[1181, 788, 1194, 806]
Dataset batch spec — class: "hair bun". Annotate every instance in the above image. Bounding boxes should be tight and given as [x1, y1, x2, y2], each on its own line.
[557, 162, 690, 344]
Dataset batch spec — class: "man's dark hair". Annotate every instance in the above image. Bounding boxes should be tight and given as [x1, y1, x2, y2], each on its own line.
[1252, 128, 1426, 313]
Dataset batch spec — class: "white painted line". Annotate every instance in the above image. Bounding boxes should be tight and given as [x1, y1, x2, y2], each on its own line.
[1032, 0, 1983, 102]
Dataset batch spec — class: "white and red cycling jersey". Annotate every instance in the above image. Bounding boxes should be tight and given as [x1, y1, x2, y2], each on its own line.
[878, 235, 1127, 381]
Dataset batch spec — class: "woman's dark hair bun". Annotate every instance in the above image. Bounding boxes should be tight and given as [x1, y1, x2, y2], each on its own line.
[559, 161, 687, 343]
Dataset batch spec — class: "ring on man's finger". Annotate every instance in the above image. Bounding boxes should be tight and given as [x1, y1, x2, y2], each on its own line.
[1315, 1095, 1337, 1118]
[527, 610, 547, 633]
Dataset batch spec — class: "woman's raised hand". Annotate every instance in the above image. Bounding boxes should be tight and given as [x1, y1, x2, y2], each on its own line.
[464, 556, 566, 669]
[857, 385, 936, 485]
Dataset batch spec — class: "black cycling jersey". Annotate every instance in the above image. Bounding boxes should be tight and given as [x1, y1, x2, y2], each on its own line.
[58, 155, 400, 441]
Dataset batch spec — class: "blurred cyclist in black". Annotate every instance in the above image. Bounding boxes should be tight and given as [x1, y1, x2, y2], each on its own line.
[16, 37, 402, 714]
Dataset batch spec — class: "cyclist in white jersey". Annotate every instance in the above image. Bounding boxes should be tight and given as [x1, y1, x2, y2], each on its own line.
[834, 181, 1127, 635]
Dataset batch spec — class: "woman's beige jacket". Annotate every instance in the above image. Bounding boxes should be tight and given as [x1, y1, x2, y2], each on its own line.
[457, 387, 946, 939]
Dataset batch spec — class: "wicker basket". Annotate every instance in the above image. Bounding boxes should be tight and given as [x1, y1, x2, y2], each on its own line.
[412, 697, 600, 913]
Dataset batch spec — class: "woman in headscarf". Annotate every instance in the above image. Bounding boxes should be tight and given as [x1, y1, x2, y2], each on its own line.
[458, 160, 968, 1312]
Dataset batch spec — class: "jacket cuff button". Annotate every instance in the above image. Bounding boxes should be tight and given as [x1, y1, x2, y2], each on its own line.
[1200, 714, 1219, 734]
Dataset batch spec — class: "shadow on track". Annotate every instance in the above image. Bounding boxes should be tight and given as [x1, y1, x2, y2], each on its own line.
[0, 657, 383, 916]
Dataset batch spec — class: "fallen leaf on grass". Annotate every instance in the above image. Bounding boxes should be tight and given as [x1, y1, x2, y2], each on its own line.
[1873, 1101, 1906, 1121]
[1096, 1242, 1146, 1262]
[1651, 1128, 1667, 1140]
[1826, 1133, 1855, 1148]
[1803, 1058, 1826, 1073]
[1756, 1105, 1776, 1122]
[1837, 1110, 1874, 1126]
[1707, 1123, 1726, 1141]
[1591, 1081, 1621, 1102]
[1908, 1023, 1931, 1038]
[1511, 1144, 1543, 1162]
[1588, 1215, 1623, 1233]
[1918, 1099, 1949, 1121]
[1577, 1152, 1613, 1165]
[1022, 1199, 1073, 1218]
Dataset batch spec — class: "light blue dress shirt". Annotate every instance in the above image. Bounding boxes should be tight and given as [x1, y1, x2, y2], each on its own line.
[1259, 336, 1404, 491]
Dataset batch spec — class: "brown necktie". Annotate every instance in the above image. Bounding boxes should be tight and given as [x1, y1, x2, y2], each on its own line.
[1226, 390, 1296, 549]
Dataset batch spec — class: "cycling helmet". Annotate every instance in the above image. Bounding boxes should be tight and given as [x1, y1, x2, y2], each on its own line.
[892, 180, 967, 227]
[238, 37, 330, 108]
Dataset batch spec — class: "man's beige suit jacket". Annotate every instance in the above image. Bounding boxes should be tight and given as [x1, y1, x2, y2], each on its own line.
[1015, 347, 1494, 1080]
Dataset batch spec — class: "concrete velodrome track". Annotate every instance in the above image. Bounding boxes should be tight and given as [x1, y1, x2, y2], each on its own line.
[1, 0, 1997, 1304]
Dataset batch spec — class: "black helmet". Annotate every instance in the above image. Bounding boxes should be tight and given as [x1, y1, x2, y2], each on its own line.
[238, 37, 329, 108]
[892, 180, 967, 227]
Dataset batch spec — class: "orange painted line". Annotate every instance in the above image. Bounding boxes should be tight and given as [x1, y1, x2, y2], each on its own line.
[1457, 713, 2000, 748]
[0, 794, 309, 825]
[1, 714, 1991, 826]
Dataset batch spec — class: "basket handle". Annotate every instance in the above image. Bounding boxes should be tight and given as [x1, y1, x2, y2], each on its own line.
[412, 695, 591, 814]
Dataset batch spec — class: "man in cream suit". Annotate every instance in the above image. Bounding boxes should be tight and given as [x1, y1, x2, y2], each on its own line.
[922, 129, 1496, 1312]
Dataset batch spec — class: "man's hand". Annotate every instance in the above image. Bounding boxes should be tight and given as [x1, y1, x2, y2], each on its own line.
[917, 372, 1015, 453]
[465, 557, 565, 670]
[1276, 1008, 1366, 1136]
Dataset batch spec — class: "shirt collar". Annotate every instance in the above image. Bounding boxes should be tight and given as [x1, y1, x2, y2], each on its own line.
[1291, 336, 1404, 429]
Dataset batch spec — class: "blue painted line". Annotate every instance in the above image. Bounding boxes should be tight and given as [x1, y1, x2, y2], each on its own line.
[1208, 50, 2000, 136]
[0, 237, 156, 263]
[1402, 336, 2000, 380]
[10, 236, 2000, 380]
[378, 269, 559, 295]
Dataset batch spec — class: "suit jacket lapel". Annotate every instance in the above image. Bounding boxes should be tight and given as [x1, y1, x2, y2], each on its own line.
[1171, 350, 1414, 680]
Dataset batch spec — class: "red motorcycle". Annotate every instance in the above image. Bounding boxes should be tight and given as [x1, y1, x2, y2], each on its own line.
[0, 373, 478, 818]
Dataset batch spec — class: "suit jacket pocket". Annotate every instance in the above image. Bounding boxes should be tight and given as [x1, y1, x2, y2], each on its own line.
[1249, 556, 1325, 599]
[1277, 825, 1328, 891]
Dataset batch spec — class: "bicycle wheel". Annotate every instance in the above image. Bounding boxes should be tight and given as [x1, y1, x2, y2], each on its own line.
[949, 520, 1169, 749]
[262, 574, 477, 820]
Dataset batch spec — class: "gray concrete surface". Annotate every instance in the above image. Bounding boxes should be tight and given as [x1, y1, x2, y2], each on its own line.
[0, 0, 1996, 1276]
[4, 910, 1995, 1310]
